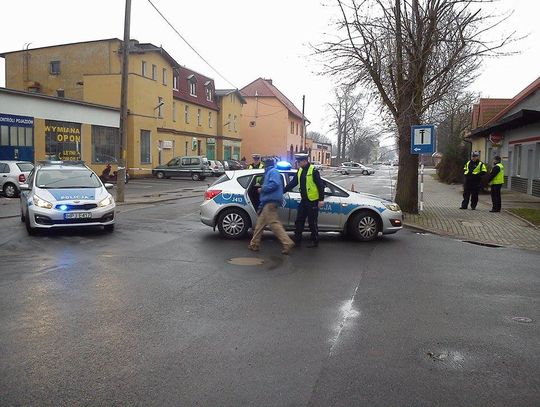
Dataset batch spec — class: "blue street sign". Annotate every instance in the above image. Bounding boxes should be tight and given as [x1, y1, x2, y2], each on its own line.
[410, 125, 436, 154]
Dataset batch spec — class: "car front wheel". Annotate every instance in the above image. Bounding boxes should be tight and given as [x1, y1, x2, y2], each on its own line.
[156, 171, 165, 179]
[362, 170, 368, 175]
[25, 214, 36, 235]
[192, 173, 201, 181]
[217, 208, 250, 239]
[348, 210, 380, 241]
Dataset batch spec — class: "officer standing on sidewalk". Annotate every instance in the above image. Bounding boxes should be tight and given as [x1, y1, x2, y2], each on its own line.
[284, 152, 325, 248]
[248, 154, 264, 169]
[249, 158, 295, 255]
[488, 155, 504, 212]
[460, 152, 487, 210]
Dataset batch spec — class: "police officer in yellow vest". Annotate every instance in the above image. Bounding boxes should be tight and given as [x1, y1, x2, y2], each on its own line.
[460, 152, 487, 210]
[248, 154, 264, 170]
[284, 152, 325, 248]
[487, 155, 504, 212]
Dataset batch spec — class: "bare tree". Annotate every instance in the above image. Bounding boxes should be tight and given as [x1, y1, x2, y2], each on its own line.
[306, 130, 332, 145]
[328, 84, 367, 160]
[346, 124, 379, 162]
[315, 0, 516, 212]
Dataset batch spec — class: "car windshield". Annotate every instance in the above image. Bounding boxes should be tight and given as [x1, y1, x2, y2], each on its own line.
[16, 163, 34, 172]
[36, 169, 102, 189]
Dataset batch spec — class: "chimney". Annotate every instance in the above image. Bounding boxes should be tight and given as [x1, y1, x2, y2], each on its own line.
[265, 78, 273, 85]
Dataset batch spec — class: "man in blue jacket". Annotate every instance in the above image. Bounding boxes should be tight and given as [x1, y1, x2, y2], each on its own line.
[249, 158, 295, 254]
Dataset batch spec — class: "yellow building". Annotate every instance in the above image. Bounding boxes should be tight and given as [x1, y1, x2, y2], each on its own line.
[240, 78, 308, 162]
[215, 89, 246, 160]
[1, 38, 240, 175]
[305, 138, 332, 165]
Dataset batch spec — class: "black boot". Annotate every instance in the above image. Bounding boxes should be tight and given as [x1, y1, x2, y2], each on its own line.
[307, 241, 318, 248]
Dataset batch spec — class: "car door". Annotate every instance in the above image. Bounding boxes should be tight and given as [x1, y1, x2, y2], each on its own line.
[164, 158, 180, 177]
[0, 162, 8, 189]
[318, 180, 344, 230]
[276, 173, 291, 227]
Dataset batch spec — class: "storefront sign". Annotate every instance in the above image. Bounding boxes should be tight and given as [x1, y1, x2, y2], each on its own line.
[489, 132, 503, 145]
[161, 140, 173, 149]
[207, 138, 216, 144]
[0, 113, 34, 127]
[45, 120, 82, 160]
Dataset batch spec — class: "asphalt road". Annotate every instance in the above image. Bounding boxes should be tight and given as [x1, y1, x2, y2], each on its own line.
[0, 169, 539, 406]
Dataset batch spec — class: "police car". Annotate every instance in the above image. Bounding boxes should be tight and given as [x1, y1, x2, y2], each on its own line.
[19, 161, 116, 235]
[200, 162, 402, 241]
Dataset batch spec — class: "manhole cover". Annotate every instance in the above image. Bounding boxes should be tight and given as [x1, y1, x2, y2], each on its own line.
[228, 257, 265, 266]
[512, 317, 533, 323]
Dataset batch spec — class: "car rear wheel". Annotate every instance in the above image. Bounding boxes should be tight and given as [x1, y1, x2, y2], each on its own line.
[362, 170, 368, 175]
[156, 171, 165, 179]
[3, 182, 18, 198]
[341, 170, 348, 175]
[217, 208, 250, 239]
[348, 210, 380, 241]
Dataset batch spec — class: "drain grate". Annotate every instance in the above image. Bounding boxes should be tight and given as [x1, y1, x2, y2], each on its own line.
[227, 257, 265, 266]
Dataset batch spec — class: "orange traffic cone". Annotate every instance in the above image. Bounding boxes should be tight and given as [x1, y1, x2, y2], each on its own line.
[351, 184, 356, 192]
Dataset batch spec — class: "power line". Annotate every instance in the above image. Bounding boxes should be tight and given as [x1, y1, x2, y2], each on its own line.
[146, 0, 237, 89]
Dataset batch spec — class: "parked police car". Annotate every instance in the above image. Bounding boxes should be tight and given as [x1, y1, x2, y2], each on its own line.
[20, 161, 116, 235]
[200, 163, 402, 241]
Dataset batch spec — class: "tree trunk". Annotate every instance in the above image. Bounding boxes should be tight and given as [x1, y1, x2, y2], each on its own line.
[394, 108, 420, 213]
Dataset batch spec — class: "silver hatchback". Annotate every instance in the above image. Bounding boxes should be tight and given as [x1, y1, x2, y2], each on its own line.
[0, 160, 34, 198]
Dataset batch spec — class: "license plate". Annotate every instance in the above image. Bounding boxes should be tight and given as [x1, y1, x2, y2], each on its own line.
[64, 212, 92, 220]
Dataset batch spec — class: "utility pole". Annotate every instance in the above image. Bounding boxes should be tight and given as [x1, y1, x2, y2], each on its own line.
[116, 0, 131, 202]
[301, 95, 305, 151]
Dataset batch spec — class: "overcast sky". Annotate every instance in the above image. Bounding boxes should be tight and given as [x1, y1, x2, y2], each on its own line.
[1, 0, 538, 146]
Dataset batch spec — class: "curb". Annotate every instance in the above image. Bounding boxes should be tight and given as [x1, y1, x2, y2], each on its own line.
[503, 209, 539, 229]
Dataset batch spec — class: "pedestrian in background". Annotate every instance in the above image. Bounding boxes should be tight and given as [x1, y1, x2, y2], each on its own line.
[460, 152, 487, 210]
[248, 154, 264, 169]
[249, 158, 295, 255]
[284, 153, 325, 248]
[488, 155, 504, 213]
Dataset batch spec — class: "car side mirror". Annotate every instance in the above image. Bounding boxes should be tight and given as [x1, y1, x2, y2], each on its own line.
[19, 183, 30, 190]
[104, 183, 114, 190]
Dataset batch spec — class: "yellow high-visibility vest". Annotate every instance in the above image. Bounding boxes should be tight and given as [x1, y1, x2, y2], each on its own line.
[297, 164, 320, 201]
[489, 163, 504, 185]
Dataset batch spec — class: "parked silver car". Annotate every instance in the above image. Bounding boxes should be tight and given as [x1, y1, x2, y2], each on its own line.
[200, 168, 402, 241]
[0, 160, 34, 198]
[208, 160, 225, 176]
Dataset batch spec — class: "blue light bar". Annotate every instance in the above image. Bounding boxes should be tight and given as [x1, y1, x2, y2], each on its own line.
[59, 205, 68, 211]
[276, 161, 292, 170]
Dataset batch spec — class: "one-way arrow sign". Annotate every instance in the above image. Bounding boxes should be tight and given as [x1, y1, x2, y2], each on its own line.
[410, 125, 436, 155]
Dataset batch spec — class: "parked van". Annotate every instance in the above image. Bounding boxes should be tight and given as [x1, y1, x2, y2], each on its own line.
[152, 156, 212, 181]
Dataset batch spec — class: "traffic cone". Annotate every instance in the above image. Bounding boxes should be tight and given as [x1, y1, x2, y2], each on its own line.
[351, 183, 356, 192]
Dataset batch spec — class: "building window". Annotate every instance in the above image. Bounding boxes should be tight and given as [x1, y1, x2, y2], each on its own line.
[233, 115, 237, 132]
[290, 121, 294, 133]
[515, 144, 522, 176]
[197, 109, 201, 126]
[152, 64, 157, 80]
[206, 86, 212, 101]
[172, 101, 176, 122]
[162, 68, 167, 85]
[140, 130, 151, 164]
[1, 125, 33, 148]
[49, 61, 60, 75]
[208, 112, 212, 128]
[173, 75, 178, 90]
[45, 120, 81, 160]
[91, 125, 119, 163]
[228, 114, 232, 131]
[56, 89, 65, 98]
[296, 123, 298, 135]
[189, 81, 197, 96]
[157, 97, 164, 118]
[184, 105, 189, 123]
[141, 61, 147, 77]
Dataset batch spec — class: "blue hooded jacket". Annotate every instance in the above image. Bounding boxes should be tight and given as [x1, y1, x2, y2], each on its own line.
[259, 166, 284, 209]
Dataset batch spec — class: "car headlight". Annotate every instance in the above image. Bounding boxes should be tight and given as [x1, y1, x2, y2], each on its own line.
[98, 195, 114, 207]
[384, 203, 401, 212]
[33, 195, 53, 209]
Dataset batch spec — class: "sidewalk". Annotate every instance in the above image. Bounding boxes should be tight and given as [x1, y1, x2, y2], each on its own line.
[404, 173, 540, 251]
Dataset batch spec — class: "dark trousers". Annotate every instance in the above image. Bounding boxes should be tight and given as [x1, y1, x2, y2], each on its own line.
[490, 184, 502, 211]
[294, 200, 319, 242]
[462, 184, 480, 209]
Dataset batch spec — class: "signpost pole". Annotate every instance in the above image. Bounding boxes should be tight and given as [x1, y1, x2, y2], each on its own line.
[419, 154, 424, 211]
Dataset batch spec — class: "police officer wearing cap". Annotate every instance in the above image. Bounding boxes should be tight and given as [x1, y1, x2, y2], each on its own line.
[460, 152, 487, 210]
[284, 152, 325, 248]
[248, 154, 264, 169]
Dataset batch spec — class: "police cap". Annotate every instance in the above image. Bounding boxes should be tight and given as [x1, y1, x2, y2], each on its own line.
[294, 153, 309, 161]
[252, 154, 261, 159]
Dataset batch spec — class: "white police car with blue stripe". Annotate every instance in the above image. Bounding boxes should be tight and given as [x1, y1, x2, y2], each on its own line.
[20, 161, 116, 234]
[200, 161, 402, 241]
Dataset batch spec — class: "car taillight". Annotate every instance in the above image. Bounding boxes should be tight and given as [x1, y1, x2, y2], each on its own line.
[204, 190, 222, 200]
[18, 174, 26, 183]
